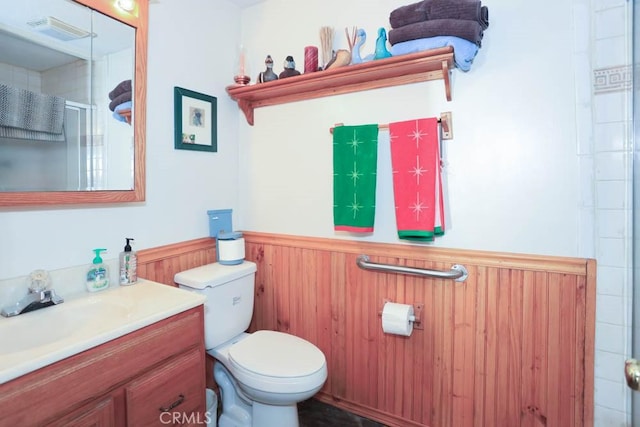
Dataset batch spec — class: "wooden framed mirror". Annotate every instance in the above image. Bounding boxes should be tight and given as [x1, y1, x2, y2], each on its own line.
[0, 0, 146, 207]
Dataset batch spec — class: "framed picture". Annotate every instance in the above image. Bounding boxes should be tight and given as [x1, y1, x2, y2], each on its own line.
[174, 87, 217, 152]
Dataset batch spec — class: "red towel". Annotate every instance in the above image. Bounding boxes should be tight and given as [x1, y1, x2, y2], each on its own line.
[389, 117, 444, 241]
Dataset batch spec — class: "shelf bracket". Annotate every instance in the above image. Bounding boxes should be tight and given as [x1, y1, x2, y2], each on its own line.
[440, 112, 453, 140]
[441, 60, 451, 102]
[237, 99, 255, 126]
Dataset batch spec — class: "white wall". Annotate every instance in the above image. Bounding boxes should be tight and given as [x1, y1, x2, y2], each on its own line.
[236, 0, 630, 425]
[0, 0, 243, 279]
[590, 0, 634, 425]
[237, 0, 580, 257]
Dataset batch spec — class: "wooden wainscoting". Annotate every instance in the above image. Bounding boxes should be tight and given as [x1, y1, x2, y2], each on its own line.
[137, 233, 595, 427]
[137, 237, 216, 285]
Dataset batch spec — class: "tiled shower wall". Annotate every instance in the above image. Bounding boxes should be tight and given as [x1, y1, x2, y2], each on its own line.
[579, 0, 634, 425]
[0, 60, 91, 104]
[0, 63, 41, 92]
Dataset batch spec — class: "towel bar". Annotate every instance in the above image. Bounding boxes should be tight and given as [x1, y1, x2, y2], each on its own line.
[356, 254, 468, 282]
[329, 112, 453, 140]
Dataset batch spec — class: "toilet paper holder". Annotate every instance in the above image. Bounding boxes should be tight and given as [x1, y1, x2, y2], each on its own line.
[378, 299, 424, 330]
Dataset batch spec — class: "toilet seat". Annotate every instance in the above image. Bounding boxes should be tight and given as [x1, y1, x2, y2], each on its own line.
[228, 330, 327, 394]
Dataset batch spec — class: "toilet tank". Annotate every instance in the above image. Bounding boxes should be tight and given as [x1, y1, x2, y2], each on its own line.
[174, 261, 257, 349]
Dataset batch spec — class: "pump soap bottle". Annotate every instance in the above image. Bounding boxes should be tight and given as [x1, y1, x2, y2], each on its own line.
[86, 248, 109, 292]
[119, 238, 138, 285]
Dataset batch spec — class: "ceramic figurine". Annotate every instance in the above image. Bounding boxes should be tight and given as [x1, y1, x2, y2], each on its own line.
[257, 55, 278, 83]
[351, 28, 376, 64]
[351, 28, 366, 64]
[373, 28, 392, 60]
[279, 56, 301, 79]
[325, 49, 351, 70]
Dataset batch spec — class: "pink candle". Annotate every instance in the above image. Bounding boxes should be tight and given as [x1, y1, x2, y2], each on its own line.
[304, 46, 318, 73]
[238, 45, 246, 76]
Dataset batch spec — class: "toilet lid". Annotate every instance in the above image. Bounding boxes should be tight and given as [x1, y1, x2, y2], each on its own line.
[229, 330, 325, 378]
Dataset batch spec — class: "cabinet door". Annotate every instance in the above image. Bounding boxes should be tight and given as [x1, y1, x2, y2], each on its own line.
[48, 396, 116, 427]
[126, 348, 205, 426]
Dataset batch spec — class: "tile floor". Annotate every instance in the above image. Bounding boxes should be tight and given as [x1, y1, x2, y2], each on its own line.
[298, 399, 387, 427]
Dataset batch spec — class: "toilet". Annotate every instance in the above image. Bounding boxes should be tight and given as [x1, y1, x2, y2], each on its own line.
[174, 261, 327, 427]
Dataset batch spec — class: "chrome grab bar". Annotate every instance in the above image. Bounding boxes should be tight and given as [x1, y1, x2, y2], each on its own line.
[356, 255, 468, 282]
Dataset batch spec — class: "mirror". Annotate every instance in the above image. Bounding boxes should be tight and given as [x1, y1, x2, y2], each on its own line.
[0, 0, 146, 206]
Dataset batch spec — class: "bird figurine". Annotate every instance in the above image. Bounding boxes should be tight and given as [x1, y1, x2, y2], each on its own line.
[351, 28, 367, 64]
[279, 56, 301, 79]
[373, 27, 392, 60]
[351, 28, 377, 64]
[325, 49, 351, 70]
[257, 55, 278, 83]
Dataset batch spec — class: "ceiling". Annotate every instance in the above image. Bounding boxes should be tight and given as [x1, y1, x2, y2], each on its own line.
[226, 0, 266, 8]
[1, 0, 134, 71]
[149, 0, 265, 7]
[1, 0, 266, 72]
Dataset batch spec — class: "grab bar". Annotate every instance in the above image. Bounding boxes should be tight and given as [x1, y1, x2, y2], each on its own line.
[356, 255, 468, 282]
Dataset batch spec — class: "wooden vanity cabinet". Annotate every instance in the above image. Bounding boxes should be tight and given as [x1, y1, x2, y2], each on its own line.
[0, 306, 206, 427]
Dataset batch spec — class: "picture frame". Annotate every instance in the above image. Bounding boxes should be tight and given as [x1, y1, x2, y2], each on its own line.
[174, 87, 217, 152]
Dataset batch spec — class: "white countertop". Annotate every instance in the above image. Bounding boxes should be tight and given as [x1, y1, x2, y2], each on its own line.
[0, 280, 205, 384]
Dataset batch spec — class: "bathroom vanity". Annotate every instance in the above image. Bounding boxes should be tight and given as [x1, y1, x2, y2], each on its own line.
[0, 282, 207, 426]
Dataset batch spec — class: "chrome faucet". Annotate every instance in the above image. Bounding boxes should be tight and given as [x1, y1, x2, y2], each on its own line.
[1, 288, 64, 317]
[1, 270, 64, 317]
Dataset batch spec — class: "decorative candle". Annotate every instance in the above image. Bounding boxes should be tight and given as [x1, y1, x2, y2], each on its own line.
[304, 46, 318, 73]
[234, 45, 250, 85]
[238, 45, 246, 76]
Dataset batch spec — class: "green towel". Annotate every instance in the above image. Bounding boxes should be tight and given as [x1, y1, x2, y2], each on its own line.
[333, 125, 378, 232]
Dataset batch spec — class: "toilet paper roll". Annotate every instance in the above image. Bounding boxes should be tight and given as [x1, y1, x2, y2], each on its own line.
[218, 238, 245, 265]
[381, 302, 414, 336]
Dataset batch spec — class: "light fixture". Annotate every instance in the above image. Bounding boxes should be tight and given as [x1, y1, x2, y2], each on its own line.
[27, 16, 91, 41]
[116, 0, 136, 12]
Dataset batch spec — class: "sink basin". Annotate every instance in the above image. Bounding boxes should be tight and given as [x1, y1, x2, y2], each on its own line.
[0, 280, 205, 384]
[0, 296, 132, 355]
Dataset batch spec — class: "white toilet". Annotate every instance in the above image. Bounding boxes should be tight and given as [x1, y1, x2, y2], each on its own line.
[174, 261, 327, 427]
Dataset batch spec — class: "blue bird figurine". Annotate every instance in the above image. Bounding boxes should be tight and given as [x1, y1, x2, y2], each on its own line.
[374, 27, 392, 60]
[352, 28, 375, 64]
[351, 28, 366, 64]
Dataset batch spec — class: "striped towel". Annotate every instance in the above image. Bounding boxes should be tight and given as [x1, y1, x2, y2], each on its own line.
[389, 117, 444, 241]
[333, 125, 379, 233]
[0, 84, 66, 141]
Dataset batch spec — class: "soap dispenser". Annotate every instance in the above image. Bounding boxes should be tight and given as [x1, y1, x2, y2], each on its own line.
[86, 248, 109, 292]
[119, 238, 137, 285]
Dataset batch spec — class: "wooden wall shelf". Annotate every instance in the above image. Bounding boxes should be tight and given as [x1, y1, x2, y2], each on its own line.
[226, 47, 455, 125]
[118, 108, 132, 125]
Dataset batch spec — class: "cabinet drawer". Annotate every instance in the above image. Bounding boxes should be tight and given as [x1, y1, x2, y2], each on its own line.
[48, 396, 117, 427]
[126, 348, 205, 426]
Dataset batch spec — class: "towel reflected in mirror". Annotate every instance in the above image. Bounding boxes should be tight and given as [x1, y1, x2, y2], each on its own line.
[0, 84, 66, 142]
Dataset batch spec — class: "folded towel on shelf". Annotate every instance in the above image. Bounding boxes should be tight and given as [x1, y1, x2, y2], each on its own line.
[390, 36, 479, 71]
[427, 0, 489, 30]
[333, 125, 379, 233]
[389, 0, 429, 29]
[109, 79, 132, 100]
[0, 84, 66, 141]
[388, 18, 484, 46]
[109, 91, 132, 111]
[389, 117, 444, 241]
[112, 100, 132, 123]
[390, 0, 489, 30]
